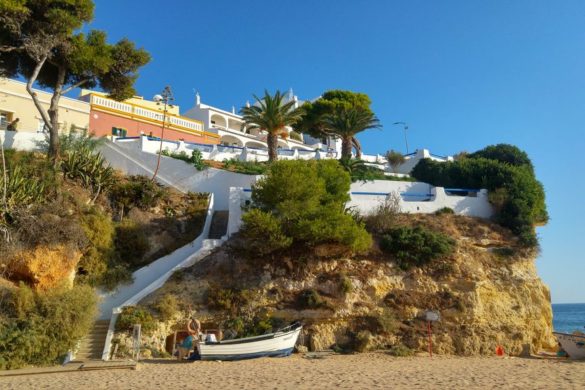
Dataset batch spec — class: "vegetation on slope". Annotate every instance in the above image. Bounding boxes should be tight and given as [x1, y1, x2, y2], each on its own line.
[0, 284, 97, 369]
[240, 160, 371, 255]
[120, 152, 550, 358]
[0, 133, 208, 368]
[411, 144, 547, 246]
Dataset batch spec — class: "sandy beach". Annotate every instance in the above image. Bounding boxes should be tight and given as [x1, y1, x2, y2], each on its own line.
[1, 353, 583, 390]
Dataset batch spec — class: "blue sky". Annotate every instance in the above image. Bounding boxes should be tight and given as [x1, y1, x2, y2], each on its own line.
[87, 0, 585, 303]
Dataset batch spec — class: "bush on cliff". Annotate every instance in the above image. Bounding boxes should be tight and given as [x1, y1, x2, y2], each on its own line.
[411, 144, 547, 246]
[241, 160, 371, 256]
[380, 226, 455, 269]
[0, 284, 97, 370]
[115, 306, 157, 336]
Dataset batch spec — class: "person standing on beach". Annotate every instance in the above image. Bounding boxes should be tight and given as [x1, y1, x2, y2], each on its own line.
[177, 318, 201, 360]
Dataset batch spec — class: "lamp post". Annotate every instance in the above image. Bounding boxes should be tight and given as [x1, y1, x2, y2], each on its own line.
[393, 121, 409, 154]
[151, 86, 174, 181]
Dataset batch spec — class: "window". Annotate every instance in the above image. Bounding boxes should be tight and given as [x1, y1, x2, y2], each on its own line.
[0, 113, 7, 129]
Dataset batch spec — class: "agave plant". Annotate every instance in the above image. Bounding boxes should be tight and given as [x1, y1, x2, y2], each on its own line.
[0, 165, 48, 209]
[60, 146, 115, 202]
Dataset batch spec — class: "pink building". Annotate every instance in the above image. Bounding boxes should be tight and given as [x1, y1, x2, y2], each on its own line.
[80, 91, 219, 145]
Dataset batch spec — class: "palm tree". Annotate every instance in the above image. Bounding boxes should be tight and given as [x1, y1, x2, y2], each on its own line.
[240, 90, 303, 162]
[321, 107, 381, 160]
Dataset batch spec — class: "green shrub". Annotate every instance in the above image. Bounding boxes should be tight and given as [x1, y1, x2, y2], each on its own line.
[492, 247, 516, 258]
[0, 151, 57, 212]
[206, 287, 252, 314]
[411, 144, 547, 246]
[385, 150, 405, 173]
[435, 207, 454, 215]
[339, 274, 353, 295]
[110, 175, 168, 215]
[115, 219, 151, 268]
[380, 226, 455, 269]
[364, 192, 401, 233]
[77, 207, 117, 287]
[289, 131, 303, 142]
[241, 209, 293, 255]
[153, 293, 178, 322]
[354, 330, 373, 352]
[60, 146, 114, 200]
[243, 160, 371, 256]
[297, 289, 324, 309]
[115, 306, 156, 336]
[468, 144, 533, 171]
[161, 148, 207, 170]
[191, 149, 206, 170]
[366, 308, 397, 334]
[387, 343, 414, 357]
[223, 158, 268, 175]
[0, 284, 97, 369]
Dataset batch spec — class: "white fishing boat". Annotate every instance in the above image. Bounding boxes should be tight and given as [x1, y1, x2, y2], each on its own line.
[553, 331, 585, 359]
[197, 323, 302, 361]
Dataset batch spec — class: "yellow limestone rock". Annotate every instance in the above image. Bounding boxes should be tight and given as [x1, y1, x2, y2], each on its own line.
[8, 245, 81, 290]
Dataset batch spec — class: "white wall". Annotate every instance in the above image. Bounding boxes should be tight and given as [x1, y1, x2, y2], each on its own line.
[131, 135, 339, 164]
[226, 180, 493, 237]
[0, 130, 45, 151]
[360, 149, 454, 175]
[348, 180, 493, 218]
[101, 140, 259, 210]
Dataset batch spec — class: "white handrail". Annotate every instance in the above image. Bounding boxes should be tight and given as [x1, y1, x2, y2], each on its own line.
[100, 193, 222, 360]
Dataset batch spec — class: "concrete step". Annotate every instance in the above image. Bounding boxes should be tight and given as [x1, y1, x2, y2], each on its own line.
[208, 210, 229, 239]
[76, 319, 111, 361]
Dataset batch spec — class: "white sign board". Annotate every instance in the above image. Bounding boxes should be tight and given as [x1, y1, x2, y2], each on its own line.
[425, 310, 440, 322]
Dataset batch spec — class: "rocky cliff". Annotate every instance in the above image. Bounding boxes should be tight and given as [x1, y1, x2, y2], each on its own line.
[139, 213, 554, 356]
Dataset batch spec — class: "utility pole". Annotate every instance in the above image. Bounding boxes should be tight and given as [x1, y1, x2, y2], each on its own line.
[151, 86, 174, 181]
[393, 121, 409, 154]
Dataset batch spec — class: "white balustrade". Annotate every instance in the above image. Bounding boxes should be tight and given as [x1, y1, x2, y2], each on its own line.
[92, 95, 133, 113]
[91, 94, 205, 133]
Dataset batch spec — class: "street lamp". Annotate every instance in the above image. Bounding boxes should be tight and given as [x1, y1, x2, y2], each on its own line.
[151, 86, 174, 181]
[393, 122, 409, 154]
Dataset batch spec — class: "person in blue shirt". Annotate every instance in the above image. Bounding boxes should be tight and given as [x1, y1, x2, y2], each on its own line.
[177, 318, 201, 360]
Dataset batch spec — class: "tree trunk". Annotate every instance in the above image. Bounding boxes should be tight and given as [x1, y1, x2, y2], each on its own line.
[47, 67, 66, 163]
[267, 132, 278, 162]
[25, 56, 52, 142]
[341, 136, 353, 160]
[352, 136, 362, 159]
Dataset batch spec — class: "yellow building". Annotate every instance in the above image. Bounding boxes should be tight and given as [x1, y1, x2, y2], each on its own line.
[0, 78, 90, 133]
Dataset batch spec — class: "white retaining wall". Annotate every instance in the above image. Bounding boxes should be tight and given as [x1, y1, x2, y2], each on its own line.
[348, 180, 493, 218]
[0, 130, 45, 151]
[227, 180, 493, 236]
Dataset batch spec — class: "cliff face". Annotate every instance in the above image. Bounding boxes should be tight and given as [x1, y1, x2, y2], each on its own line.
[6, 245, 81, 290]
[142, 214, 554, 356]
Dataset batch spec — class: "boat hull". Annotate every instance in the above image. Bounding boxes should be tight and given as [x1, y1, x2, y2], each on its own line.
[554, 332, 585, 360]
[198, 326, 301, 361]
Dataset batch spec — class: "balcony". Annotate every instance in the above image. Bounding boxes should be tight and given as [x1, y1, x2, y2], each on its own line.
[90, 94, 219, 141]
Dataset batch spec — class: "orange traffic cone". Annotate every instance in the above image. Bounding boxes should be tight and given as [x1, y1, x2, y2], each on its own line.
[496, 345, 505, 356]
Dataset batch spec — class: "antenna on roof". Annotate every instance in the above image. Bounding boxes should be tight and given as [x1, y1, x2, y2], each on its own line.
[192, 88, 200, 105]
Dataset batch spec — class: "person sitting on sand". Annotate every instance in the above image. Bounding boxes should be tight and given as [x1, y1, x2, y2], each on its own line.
[177, 318, 201, 360]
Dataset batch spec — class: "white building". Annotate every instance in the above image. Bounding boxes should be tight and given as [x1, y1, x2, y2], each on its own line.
[182, 89, 342, 154]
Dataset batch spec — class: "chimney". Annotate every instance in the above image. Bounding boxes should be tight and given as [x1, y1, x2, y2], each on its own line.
[195, 92, 200, 105]
[232, 105, 235, 114]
